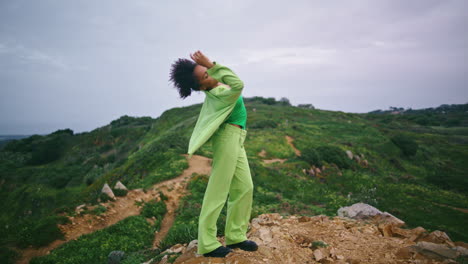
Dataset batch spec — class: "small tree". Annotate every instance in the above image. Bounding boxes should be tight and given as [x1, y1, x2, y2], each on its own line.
[279, 97, 291, 106]
[298, 104, 315, 109]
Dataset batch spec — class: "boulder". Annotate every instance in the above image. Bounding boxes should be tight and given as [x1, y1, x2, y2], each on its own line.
[416, 230, 455, 247]
[114, 181, 128, 190]
[337, 202, 405, 227]
[101, 182, 116, 200]
[409, 241, 458, 261]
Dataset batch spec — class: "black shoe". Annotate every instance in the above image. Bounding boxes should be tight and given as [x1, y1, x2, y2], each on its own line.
[202, 245, 233, 258]
[226, 240, 258, 251]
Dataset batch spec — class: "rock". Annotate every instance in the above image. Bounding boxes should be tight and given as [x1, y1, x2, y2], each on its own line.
[408, 226, 428, 242]
[101, 183, 116, 199]
[258, 227, 273, 244]
[159, 254, 169, 264]
[353, 155, 361, 163]
[409, 241, 458, 260]
[108, 250, 125, 264]
[75, 204, 86, 214]
[361, 159, 369, 167]
[114, 181, 128, 190]
[319, 257, 335, 263]
[346, 258, 361, 264]
[171, 243, 185, 254]
[313, 248, 324, 261]
[455, 246, 468, 257]
[378, 224, 427, 239]
[337, 203, 405, 227]
[186, 240, 198, 252]
[251, 213, 282, 228]
[455, 241, 468, 249]
[417, 230, 455, 247]
[395, 246, 414, 259]
[298, 216, 312, 222]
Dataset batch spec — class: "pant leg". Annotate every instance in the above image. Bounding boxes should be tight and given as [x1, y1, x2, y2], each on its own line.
[197, 124, 241, 255]
[224, 131, 254, 245]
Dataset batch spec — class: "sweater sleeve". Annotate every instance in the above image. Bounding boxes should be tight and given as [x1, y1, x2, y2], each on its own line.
[206, 61, 244, 105]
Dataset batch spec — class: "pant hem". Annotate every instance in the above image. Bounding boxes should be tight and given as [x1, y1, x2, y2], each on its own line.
[225, 237, 248, 246]
[197, 242, 223, 255]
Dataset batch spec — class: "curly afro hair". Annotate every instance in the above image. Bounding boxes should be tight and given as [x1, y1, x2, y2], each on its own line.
[169, 58, 201, 99]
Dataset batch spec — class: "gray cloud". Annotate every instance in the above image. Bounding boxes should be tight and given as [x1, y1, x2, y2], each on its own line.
[0, 0, 467, 134]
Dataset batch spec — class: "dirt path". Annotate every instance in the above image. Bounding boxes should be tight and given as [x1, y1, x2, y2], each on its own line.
[15, 154, 212, 264]
[431, 202, 468, 213]
[262, 158, 287, 164]
[285, 135, 301, 156]
[152, 155, 212, 248]
[257, 136, 300, 164]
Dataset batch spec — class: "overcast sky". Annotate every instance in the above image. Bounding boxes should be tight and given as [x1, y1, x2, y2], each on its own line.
[1, 0, 467, 135]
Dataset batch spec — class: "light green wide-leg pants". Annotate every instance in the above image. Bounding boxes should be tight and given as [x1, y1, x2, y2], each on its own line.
[197, 123, 254, 255]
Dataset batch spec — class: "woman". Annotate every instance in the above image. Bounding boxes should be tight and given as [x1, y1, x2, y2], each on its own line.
[169, 51, 257, 257]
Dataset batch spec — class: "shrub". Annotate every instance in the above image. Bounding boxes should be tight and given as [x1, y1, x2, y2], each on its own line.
[29, 215, 155, 264]
[141, 199, 167, 219]
[159, 191, 168, 201]
[300, 145, 352, 169]
[113, 188, 128, 197]
[316, 145, 353, 169]
[90, 205, 107, 215]
[250, 119, 278, 129]
[390, 134, 418, 157]
[300, 147, 322, 167]
[99, 192, 115, 202]
[0, 246, 20, 264]
[16, 216, 65, 248]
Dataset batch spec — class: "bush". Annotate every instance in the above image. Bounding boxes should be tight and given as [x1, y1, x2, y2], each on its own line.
[90, 205, 107, 215]
[250, 119, 278, 129]
[141, 199, 167, 219]
[300, 147, 322, 167]
[426, 163, 468, 194]
[300, 145, 353, 169]
[0, 246, 20, 264]
[390, 134, 418, 157]
[316, 145, 353, 169]
[113, 188, 128, 197]
[26, 134, 71, 165]
[159, 191, 168, 201]
[99, 192, 115, 202]
[16, 216, 65, 248]
[29, 215, 155, 264]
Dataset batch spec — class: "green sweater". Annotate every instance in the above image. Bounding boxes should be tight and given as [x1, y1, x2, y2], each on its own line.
[224, 95, 247, 129]
[187, 61, 245, 159]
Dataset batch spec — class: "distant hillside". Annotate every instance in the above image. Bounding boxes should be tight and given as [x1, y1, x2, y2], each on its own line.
[367, 103, 468, 127]
[1, 96, 467, 264]
[0, 135, 35, 149]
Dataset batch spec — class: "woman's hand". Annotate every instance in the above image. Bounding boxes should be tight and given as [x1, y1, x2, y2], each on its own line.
[190, 50, 215, 69]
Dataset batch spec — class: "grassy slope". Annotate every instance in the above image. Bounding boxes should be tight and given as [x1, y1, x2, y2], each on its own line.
[1, 100, 467, 263]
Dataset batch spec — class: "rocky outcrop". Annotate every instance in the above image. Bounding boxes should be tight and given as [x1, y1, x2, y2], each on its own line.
[345, 150, 369, 168]
[337, 202, 405, 227]
[148, 206, 467, 263]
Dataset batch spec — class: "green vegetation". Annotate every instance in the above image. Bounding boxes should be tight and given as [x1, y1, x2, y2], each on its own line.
[29, 215, 156, 264]
[0, 99, 467, 263]
[29, 198, 166, 264]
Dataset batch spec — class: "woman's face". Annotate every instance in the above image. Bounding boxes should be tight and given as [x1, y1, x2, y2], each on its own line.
[193, 64, 218, 91]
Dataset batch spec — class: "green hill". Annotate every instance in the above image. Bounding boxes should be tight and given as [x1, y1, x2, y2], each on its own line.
[1, 98, 467, 263]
